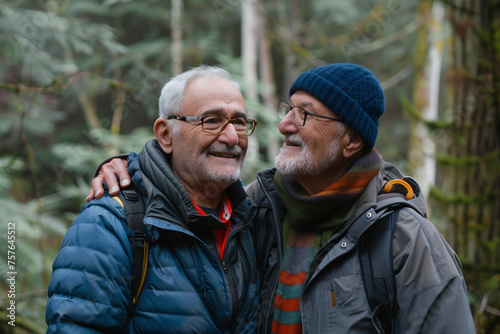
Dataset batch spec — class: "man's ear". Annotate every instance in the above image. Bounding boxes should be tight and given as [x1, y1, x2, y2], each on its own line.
[343, 128, 365, 159]
[154, 118, 174, 154]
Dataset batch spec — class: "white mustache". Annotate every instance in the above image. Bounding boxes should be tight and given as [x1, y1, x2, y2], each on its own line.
[207, 144, 243, 156]
[282, 134, 305, 146]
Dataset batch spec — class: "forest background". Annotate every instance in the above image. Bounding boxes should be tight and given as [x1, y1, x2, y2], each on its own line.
[0, 0, 499, 333]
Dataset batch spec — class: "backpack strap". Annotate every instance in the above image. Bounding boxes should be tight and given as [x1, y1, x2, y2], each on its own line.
[114, 184, 149, 320]
[359, 207, 399, 334]
[359, 177, 424, 334]
[254, 206, 274, 269]
[252, 179, 286, 272]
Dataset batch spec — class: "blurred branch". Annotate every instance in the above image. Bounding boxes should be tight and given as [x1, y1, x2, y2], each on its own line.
[478, 294, 500, 316]
[0, 71, 136, 94]
[0, 314, 45, 334]
[380, 63, 415, 90]
[332, 18, 420, 55]
[111, 65, 126, 135]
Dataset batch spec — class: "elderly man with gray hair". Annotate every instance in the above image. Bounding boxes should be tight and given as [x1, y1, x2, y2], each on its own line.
[46, 65, 260, 333]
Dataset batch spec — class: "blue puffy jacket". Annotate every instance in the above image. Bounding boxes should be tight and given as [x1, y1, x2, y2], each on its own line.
[46, 140, 260, 333]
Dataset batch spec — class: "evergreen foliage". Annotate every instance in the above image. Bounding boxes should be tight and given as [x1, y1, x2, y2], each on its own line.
[0, 0, 497, 332]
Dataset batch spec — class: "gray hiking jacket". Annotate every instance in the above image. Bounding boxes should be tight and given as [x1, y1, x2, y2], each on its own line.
[246, 162, 475, 334]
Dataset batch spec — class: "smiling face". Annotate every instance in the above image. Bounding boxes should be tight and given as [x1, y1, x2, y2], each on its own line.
[155, 75, 248, 201]
[274, 91, 358, 194]
[275, 91, 346, 175]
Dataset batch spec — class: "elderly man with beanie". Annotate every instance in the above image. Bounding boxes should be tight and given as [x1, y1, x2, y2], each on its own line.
[88, 63, 475, 333]
[246, 63, 475, 333]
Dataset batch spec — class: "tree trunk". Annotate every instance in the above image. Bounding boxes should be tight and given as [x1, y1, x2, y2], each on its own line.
[408, 1, 445, 201]
[171, 0, 183, 75]
[436, 0, 500, 270]
[258, 14, 280, 161]
[241, 0, 260, 168]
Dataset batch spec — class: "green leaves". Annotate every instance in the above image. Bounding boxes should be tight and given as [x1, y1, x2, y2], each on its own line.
[1, 2, 127, 85]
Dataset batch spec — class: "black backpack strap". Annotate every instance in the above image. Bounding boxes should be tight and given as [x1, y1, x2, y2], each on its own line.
[359, 208, 400, 334]
[252, 181, 285, 272]
[359, 177, 426, 333]
[254, 206, 273, 268]
[115, 184, 149, 320]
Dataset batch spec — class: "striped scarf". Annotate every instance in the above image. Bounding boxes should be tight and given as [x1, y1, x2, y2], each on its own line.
[271, 150, 382, 334]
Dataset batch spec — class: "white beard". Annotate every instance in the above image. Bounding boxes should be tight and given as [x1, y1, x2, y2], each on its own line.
[275, 134, 340, 176]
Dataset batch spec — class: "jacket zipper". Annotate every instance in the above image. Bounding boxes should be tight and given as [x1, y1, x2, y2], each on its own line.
[200, 224, 246, 331]
[227, 221, 260, 333]
[169, 227, 239, 332]
[151, 198, 256, 332]
[221, 224, 246, 328]
[221, 257, 238, 325]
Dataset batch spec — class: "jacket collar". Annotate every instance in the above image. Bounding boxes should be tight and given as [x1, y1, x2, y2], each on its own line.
[255, 160, 427, 229]
[129, 139, 252, 231]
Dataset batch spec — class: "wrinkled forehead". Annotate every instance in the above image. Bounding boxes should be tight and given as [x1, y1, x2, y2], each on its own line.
[183, 76, 246, 116]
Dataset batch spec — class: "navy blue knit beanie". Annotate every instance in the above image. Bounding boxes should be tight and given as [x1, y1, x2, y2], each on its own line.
[289, 63, 385, 151]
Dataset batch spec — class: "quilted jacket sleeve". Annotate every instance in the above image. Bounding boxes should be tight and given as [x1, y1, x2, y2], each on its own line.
[46, 197, 133, 333]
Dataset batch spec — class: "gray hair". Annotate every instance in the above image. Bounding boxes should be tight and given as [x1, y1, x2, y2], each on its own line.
[158, 65, 240, 119]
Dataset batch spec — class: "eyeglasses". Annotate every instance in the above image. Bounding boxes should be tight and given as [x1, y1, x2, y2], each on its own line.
[279, 102, 344, 127]
[168, 114, 257, 136]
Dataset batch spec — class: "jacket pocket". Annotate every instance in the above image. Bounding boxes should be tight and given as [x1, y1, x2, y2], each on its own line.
[302, 274, 374, 333]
